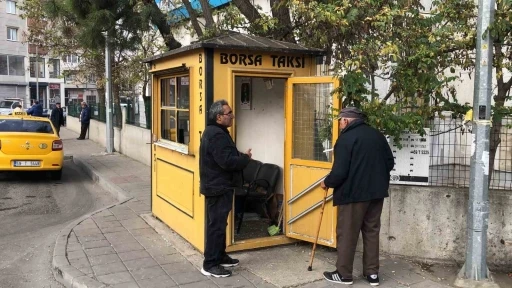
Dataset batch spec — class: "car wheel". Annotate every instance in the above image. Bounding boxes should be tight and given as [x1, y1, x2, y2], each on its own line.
[51, 169, 62, 180]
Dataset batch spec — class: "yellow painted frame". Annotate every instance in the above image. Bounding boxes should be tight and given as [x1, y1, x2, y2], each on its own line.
[284, 76, 340, 248]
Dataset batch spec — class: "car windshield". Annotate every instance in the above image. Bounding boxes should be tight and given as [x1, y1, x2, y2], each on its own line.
[0, 119, 54, 133]
[0, 101, 13, 108]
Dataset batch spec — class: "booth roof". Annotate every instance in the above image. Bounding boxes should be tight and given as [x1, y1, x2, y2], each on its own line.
[143, 32, 326, 63]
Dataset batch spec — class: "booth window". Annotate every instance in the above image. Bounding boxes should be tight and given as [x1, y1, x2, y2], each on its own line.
[160, 76, 190, 146]
[292, 83, 333, 162]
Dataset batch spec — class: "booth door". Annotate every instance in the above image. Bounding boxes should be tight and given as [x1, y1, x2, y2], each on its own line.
[284, 76, 339, 248]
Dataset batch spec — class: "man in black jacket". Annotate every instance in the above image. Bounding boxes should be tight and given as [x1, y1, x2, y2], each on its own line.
[50, 103, 63, 136]
[199, 99, 252, 278]
[321, 107, 394, 286]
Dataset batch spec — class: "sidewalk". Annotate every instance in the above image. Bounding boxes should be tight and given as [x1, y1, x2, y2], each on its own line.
[55, 127, 457, 288]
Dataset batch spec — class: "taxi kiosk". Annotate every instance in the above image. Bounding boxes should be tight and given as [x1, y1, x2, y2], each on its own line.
[145, 32, 340, 252]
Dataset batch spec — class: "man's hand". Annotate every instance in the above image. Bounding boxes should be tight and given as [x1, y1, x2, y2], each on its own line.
[245, 148, 252, 158]
[320, 181, 328, 190]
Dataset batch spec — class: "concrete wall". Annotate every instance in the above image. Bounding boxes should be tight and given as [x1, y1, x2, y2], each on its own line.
[359, 185, 512, 270]
[66, 114, 151, 166]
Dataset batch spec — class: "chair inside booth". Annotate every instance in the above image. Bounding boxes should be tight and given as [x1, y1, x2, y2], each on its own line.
[234, 159, 283, 241]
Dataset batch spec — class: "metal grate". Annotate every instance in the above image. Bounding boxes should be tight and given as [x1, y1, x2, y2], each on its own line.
[292, 83, 333, 162]
[427, 115, 512, 190]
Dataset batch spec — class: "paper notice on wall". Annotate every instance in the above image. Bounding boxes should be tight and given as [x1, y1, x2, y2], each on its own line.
[387, 129, 430, 186]
[471, 133, 476, 156]
[482, 151, 489, 175]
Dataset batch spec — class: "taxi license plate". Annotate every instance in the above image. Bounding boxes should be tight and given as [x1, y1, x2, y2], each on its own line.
[13, 161, 41, 167]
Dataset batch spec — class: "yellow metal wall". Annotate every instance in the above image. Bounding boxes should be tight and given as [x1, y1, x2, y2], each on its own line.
[150, 49, 206, 252]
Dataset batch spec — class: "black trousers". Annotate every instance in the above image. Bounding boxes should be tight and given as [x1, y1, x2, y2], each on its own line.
[203, 190, 233, 270]
[79, 123, 89, 139]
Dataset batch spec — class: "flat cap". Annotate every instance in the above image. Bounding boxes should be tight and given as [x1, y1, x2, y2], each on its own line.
[337, 107, 365, 119]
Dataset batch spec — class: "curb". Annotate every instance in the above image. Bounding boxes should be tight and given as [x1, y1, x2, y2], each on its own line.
[52, 155, 133, 288]
[73, 156, 129, 202]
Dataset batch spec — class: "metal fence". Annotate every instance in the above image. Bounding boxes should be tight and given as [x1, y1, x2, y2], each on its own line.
[427, 115, 512, 190]
[67, 103, 122, 128]
[125, 101, 151, 129]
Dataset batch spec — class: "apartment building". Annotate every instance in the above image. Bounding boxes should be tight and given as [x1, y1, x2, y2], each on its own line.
[0, 0, 28, 104]
[1, 0, 97, 109]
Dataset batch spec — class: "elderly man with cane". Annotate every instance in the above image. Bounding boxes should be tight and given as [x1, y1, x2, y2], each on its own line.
[321, 107, 395, 286]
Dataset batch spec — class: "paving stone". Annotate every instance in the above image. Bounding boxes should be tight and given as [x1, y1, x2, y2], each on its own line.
[85, 246, 117, 257]
[77, 266, 94, 275]
[67, 250, 86, 260]
[108, 235, 138, 245]
[124, 257, 159, 271]
[385, 269, 426, 285]
[69, 257, 90, 269]
[104, 231, 133, 241]
[74, 227, 102, 236]
[92, 261, 127, 276]
[118, 250, 152, 262]
[93, 215, 118, 222]
[96, 271, 134, 285]
[120, 219, 150, 230]
[88, 254, 122, 266]
[161, 260, 195, 275]
[82, 239, 112, 249]
[101, 226, 127, 234]
[179, 280, 219, 288]
[78, 234, 107, 242]
[238, 270, 277, 288]
[115, 212, 140, 221]
[131, 266, 167, 281]
[146, 247, 178, 257]
[66, 243, 83, 252]
[137, 274, 177, 288]
[96, 221, 122, 229]
[130, 228, 158, 237]
[410, 279, 447, 287]
[171, 271, 208, 285]
[212, 274, 255, 287]
[112, 241, 145, 253]
[93, 210, 114, 217]
[153, 254, 185, 265]
[109, 281, 140, 288]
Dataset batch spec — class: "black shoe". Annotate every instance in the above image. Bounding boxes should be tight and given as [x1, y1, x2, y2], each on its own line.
[201, 265, 231, 277]
[364, 274, 379, 286]
[220, 255, 239, 267]
[76, 138, 84, 140]
[323, 270, 353, 285]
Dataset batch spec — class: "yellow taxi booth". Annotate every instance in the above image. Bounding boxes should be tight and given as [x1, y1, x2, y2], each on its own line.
[144, 32, 341, 253]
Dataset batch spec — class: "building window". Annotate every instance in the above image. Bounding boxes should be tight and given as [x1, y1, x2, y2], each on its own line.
[64, 71, 76, 83]
[6, 1, 16, 14]
[49, 59, 60, 78]
[7, 27, 17, 41]
[0, 54, 25, 76]
[160, 76, 190, 146]
[30, 57, 45, 78]
[64, 55, 80, 64]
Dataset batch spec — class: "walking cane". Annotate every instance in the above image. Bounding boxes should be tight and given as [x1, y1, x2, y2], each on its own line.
[307, 187, 329, 271]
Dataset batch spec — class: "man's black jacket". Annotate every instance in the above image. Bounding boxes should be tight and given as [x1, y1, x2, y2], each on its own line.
[199, 122, 250, 196]
[324, 119, 395, 205]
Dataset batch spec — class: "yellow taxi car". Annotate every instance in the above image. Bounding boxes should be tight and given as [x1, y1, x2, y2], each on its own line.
[0, 111, 63, 180]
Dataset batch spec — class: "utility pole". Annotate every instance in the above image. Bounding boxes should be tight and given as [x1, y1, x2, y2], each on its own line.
[457, 0, 496, 285]
[104, 31, 114, 153]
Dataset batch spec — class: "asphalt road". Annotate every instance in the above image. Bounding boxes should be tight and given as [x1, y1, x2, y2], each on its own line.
[0, 160, 115, 288]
